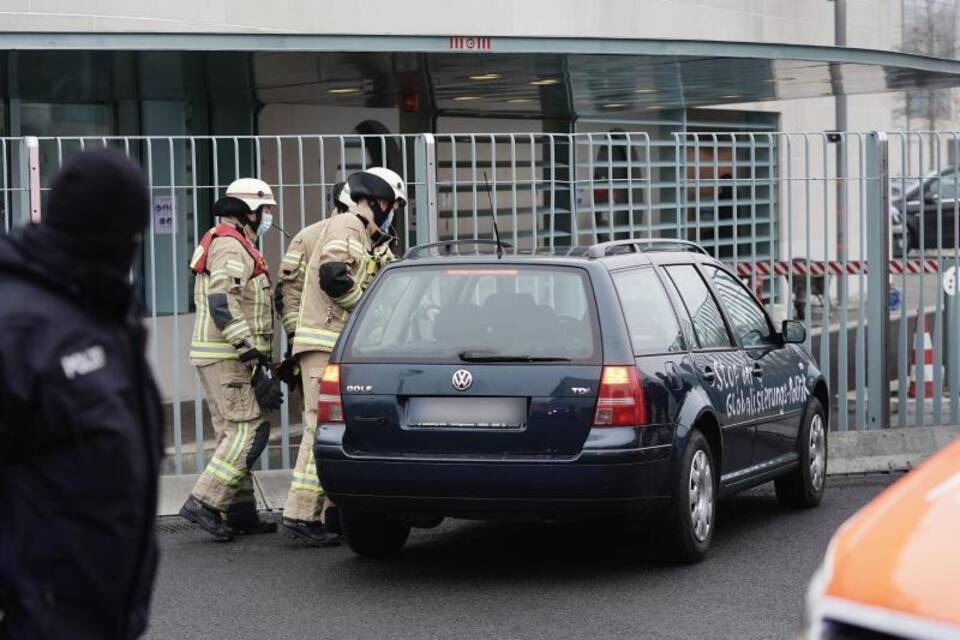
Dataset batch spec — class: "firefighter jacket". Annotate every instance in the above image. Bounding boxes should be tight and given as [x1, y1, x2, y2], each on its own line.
[189, 217, 274, 366]
[292, 202, 382, 356]
[0, 227, 162, 640]
[277, 217, 329, 337]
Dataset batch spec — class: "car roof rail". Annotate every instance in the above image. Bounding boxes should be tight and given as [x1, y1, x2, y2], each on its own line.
[585, 238, 711, 258]
[404, 239, 513, 259]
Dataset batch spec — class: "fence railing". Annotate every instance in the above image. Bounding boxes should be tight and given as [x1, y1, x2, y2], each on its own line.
[4, 130, 958, 474]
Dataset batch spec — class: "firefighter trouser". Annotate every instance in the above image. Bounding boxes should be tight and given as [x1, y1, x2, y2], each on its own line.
[191, 360, 269, 513]
[283, 350, 330, 523]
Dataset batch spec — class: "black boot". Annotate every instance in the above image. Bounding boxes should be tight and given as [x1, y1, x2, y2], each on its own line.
[225, 503, 278, 536]
[279, 517, 341, 547]
[323, 505, 341, 536]
[179, 496, 234, 541]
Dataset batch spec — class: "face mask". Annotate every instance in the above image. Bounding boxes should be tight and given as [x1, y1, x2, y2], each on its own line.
[257, 212, 273, 237]
[379, 209, 394, 233]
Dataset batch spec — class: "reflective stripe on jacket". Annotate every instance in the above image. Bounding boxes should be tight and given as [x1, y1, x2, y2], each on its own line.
[278, 217, 328, 337]
[292, 203, 378, 356]
[189, 218, 273, 364]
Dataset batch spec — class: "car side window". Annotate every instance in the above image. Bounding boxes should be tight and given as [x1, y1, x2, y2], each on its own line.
[931, 172, 960, 200]
[705, 266, 775, 348]
[663, 265, 733, 349]
[611, 268, 685, 355]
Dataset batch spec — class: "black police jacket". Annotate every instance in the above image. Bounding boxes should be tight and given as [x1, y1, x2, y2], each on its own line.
[0, 229, 163, 640]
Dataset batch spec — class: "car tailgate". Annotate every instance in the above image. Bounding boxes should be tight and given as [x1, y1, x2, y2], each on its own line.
[339, 363, 601, 458]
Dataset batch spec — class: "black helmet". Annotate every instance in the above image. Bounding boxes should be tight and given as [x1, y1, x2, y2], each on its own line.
[347, 169, 406, 206]
[346, 168, 406, 225]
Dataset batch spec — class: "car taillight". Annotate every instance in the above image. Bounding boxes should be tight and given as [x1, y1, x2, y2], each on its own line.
[317, 364, 343, 423]
[592, 366, 647, 427]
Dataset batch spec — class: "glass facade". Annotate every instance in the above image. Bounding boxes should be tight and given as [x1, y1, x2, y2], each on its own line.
[1, 51, 258, 315]
[0, 49, 780, 315]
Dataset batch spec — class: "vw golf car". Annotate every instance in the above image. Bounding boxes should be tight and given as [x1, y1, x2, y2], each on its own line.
[314, 239, 829, 562]
[805, 437, 960, 639]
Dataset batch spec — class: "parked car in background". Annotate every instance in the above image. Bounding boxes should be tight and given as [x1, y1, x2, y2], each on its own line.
[804, 437, 960, 639]
[314, 239, 830, 563]
[892, 168, 959, 255]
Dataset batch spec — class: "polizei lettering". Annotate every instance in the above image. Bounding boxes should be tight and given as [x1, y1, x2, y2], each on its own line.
[61, 345, 106, 380]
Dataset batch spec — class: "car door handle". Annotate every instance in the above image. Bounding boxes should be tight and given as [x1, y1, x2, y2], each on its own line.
[751, 363, 763, 378]
[701, 365, 716, 383]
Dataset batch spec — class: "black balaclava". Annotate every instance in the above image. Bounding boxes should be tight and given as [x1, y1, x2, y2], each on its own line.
[212, 196, 258, 237]
[27, 149, 149, 316]
[45, 148, 150, 271]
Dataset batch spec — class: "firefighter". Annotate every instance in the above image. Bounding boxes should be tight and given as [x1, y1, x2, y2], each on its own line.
[0, 149, 161, 639]
[179, 178, 284, 541]
[272, 182, 352, 547]
[278, 168, 404, 545]
[274, 181, 354, 355]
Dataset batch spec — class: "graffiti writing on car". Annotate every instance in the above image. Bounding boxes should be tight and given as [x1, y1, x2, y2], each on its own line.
[710, 359, 810, 418]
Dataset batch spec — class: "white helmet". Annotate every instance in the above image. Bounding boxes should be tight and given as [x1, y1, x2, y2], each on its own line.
[351, 167, 407, 207]
[225, 178, 277, 212]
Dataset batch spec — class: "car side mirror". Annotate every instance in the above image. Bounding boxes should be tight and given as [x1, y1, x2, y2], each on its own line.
[925, 190, 939, 204]
[782, 319, 806, 344]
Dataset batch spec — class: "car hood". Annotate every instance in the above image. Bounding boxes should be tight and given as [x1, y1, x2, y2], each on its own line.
[816, 437, 960, 634]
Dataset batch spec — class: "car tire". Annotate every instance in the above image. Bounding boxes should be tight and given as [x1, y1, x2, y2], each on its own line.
[341, 508, 411, 558]
[775, 397, 827, 509]
[664, 430, 716, 564]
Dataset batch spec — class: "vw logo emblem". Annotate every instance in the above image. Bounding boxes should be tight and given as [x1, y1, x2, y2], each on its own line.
[451, 369, 473, 391]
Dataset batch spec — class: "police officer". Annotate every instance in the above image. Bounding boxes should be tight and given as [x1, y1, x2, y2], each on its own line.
[279, 168, 405, 545]
[0, 149, 161, 639]
[179, 178, 284, 540]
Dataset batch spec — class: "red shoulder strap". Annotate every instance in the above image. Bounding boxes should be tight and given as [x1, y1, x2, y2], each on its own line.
[189, 223, 268, 278]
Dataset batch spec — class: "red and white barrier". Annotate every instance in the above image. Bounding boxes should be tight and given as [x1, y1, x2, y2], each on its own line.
[731, 259, 940, 278]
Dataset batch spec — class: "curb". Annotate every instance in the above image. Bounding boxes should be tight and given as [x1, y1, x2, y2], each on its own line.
[827, 424, 959, 474]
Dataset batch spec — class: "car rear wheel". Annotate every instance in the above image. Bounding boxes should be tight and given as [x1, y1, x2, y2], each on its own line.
[664, 430, 716, 564]
[775, 397, 827, 509]
[341, 508, 411, 558]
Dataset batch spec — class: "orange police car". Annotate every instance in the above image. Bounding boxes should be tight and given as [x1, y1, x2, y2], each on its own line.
[804, 437, 960, 639]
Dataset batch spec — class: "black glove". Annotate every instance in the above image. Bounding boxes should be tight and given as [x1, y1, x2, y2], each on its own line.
[251, 365, 284, 412]
[273, 281, 285, 318]
[275, 357, 301, 391]
[239, 348, 271, 369]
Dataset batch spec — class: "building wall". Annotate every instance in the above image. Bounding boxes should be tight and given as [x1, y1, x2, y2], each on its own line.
[0, 0, 901, 51]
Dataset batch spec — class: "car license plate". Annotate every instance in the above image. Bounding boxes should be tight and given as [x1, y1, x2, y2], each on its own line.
[405, 397, 527, 429]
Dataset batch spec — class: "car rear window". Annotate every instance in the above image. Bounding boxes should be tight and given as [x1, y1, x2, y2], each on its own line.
[344, 265, 600, 363]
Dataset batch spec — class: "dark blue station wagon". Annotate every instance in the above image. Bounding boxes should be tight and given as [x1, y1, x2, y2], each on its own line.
[314, 239, 829, 562]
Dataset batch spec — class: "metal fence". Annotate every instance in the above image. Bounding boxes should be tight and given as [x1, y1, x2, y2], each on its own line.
[428, 132, 774, 258]
[0, 137, 40, 231]
[3, 130, 957, 474]
[676, 131, 960, 433]
[18, 134, 429, 474]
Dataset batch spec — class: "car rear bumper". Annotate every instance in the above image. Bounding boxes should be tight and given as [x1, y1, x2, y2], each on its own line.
[314, 424, 675, 518]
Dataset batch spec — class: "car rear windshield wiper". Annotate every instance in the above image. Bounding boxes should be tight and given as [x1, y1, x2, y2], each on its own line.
[458, 350, 572, 363]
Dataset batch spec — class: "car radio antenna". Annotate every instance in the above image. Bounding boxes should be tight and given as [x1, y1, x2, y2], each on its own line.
[483, 171, 504, 259]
